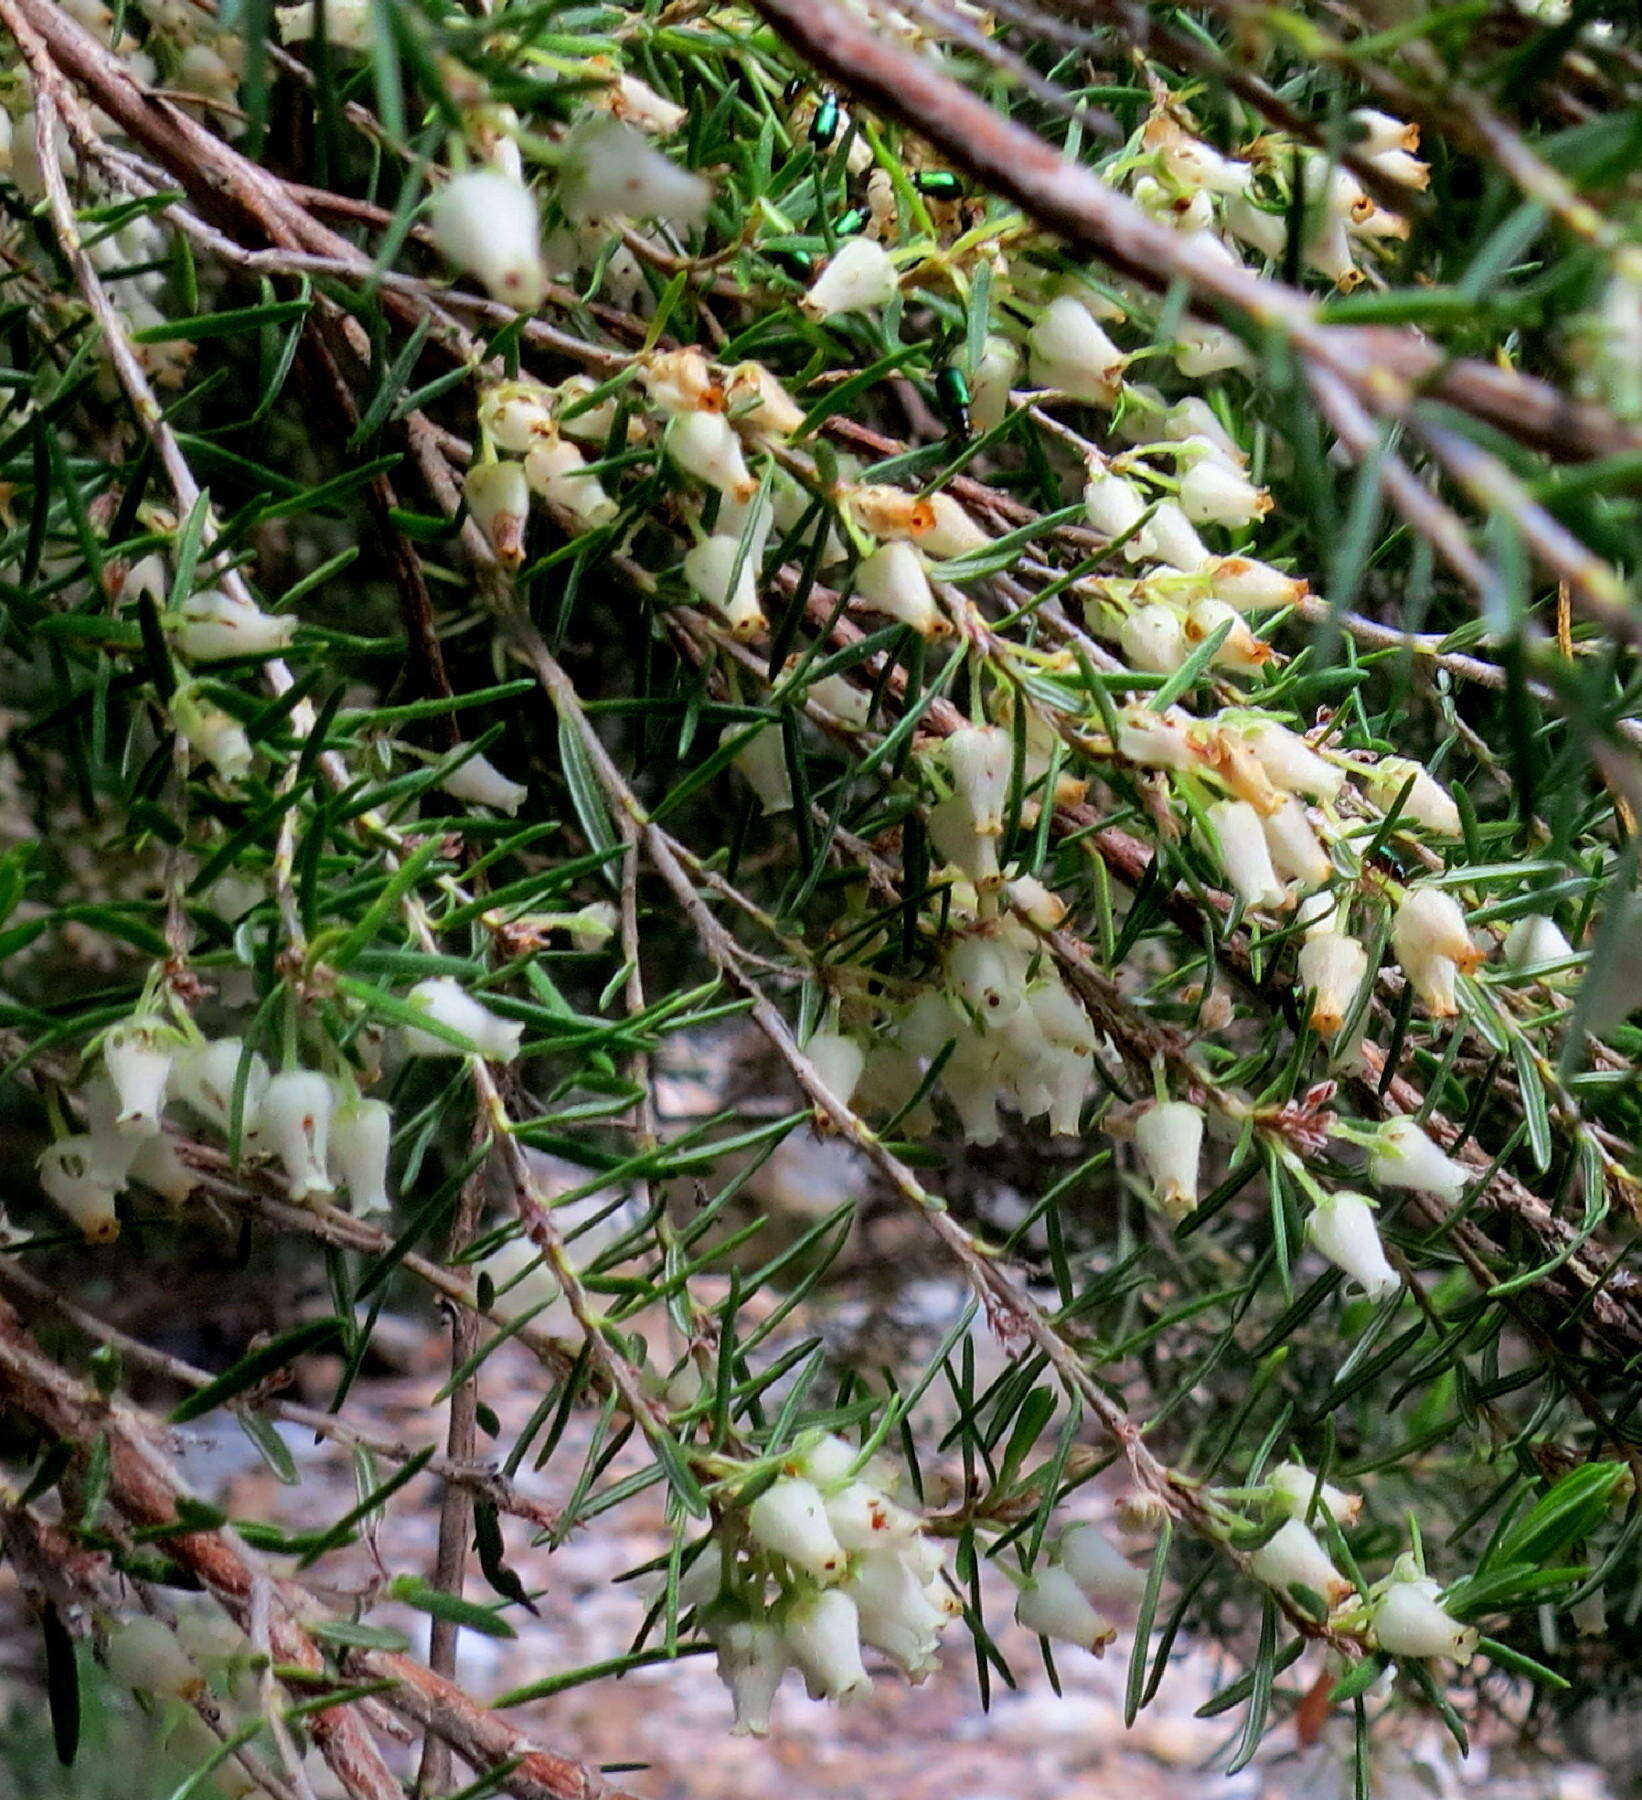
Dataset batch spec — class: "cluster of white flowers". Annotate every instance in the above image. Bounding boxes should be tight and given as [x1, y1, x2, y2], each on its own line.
[1241, 1463, 1478, 1666]
[1013, 1522, 1149, 1655]
[695, 1433, 961, 1732]
[36, 1012, 395, 1241]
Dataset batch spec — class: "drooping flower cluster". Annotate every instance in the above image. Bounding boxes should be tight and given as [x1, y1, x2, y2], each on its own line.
[697, 1433, 961, 1733]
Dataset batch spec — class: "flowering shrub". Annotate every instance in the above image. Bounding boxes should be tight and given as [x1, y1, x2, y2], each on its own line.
[1, 0, 1641, 1793]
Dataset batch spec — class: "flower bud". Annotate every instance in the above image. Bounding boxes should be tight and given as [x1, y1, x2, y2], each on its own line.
[1368, 1117, 1468, 1199]
[1504, 913, 1573, 971]
[1028, 295, 1126, 405]
[440, 746, 528, 815]
[1058, 1524, 1148, 1606]
[402, 977, 524, 1062]
[1015, 1565, 1116, 1653]
[684, 536, 765, 638]
[1262, 798, 1332, 887]
[1178, 456, 1270, 529]
[1364, 758, 1461, 836]
[806, 1031, 865, 1108]
[1248, 1518, 1353, 1607]
[803, 238, 898, 318]
[781, 1589, 872, 1702]
[1298, 931, 1369, 1036]
[523, 433, 618, 528]
[711, 1611, 788, 1736]
[1119, 603, 1187, 675]
[102, 1019, 177, 1135]
[560, 117, 710, 223]
[1135, 1100, 1204, 1219]
[969, 334, 1020, 431]
[428, 171, 546, 310]
[463, 459, 530, 567]
[1306, 1189, 1398, 1300]
[331, 1096, 393, 1215]
[854, 541, 947, 638]
[668, 408, 756, 501]
[722, 722, 791, 815]
[1206, 798, 1288, 909]
[947, 724, 1012, 838]
[262, 1070, 334, 1202]
[1206, 555, 1308, 611]
[1371, 1560, 1476, 1664]
[1267, 1461, 1362, 1527]
[38, 1136, 122, 1241]
[570, 901, 618, 952]
[1238, 721, 1343, 800]
[747, 1476, 846, 1577]
[104, 1617, 204, 1700]
[176, 588, 296, 661]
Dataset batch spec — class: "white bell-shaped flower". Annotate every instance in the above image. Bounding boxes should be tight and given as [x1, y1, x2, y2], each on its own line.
[330, 1096, 393, 1215]
[1504, 913, 1573, 971]
[1368, 1117, 1469, 1199]
[1267, 1461, 1362, 1526]
[439, 746, 528, 816]
[1136, 499, 1210, 572]
[805, 1031, 865, 1108]
[1391, 887, 1482, 1019]
[428, 171, 546, 310]
[920, 493, 991, 560]
[1119, 602, 1187, 675]
[1306, 1189, 1399, 1300]
[561, 117, 710, 224]
[261, 1070, 335, 1202]
[712, 1611, 788, 1736]
[947, 725, 1012, 839]
[854, 541, 945, 638]
[683, 535, 764, 638]
[726, 361, 806, 438]
[1371, 1560, 1476, 1663]
[782, 1588, 871, 1702]
[722, 723, 791, 815]
[1206, 798, 1288, 909]
[402, 978, 524, 1062]
[1262, 798, 1332, 888]
[1298, 931, 1369, 1036]
[173, 689, 253, 783]
[104, 1617, 205, 1701]
[1015, 1565, 1116, 1652]
[463, 460, 530, 568]
[747, 1477, 846, 1578]
[947, 933, 1024, 1024]
[1206, 555, 1308, 611]
[970, 334, 1021, 431]
[669, 409, 756, 501]
[1116, 705, 1197, 771]
[1028, 295, 1125, 406]
[176, 589, 296, 661]
[1008, 875, 1067, 931]
[102, 1019, 178, 1135]
[804, 238, 899, 318]
[129, 1134, 199, 1206]
[523, 433, 618, 528]
[1058, 1524, 1148, 1605]
[1135, 1100, 1204, 1220]
[38, 1136, 123, 1241]
[1185, 597, 1273, 672]
[174, 1037, 269, 1135]
[1178, 455, 1270, 529]
[1084, 462, 1148, 541]
[1238, 721, 1343, 800]
[1248, 1518, 1353, 1606]
[479, 379, 556, 453]
[1364, 758, 1462, 836]
[1174, 325, 1254, 377]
